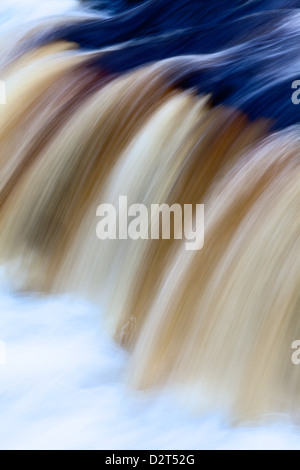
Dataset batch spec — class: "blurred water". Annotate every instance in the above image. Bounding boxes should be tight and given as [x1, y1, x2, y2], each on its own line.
[0, 0, 300, 450]
[1, 274, 300, 450]
[0, 0, 79, 28]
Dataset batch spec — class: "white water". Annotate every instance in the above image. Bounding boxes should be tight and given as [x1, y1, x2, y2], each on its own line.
[0, 0, 79, 28]
[1, 0, 300, 450]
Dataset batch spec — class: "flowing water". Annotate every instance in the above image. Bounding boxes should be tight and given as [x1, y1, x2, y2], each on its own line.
[0, 0, 300, 450]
